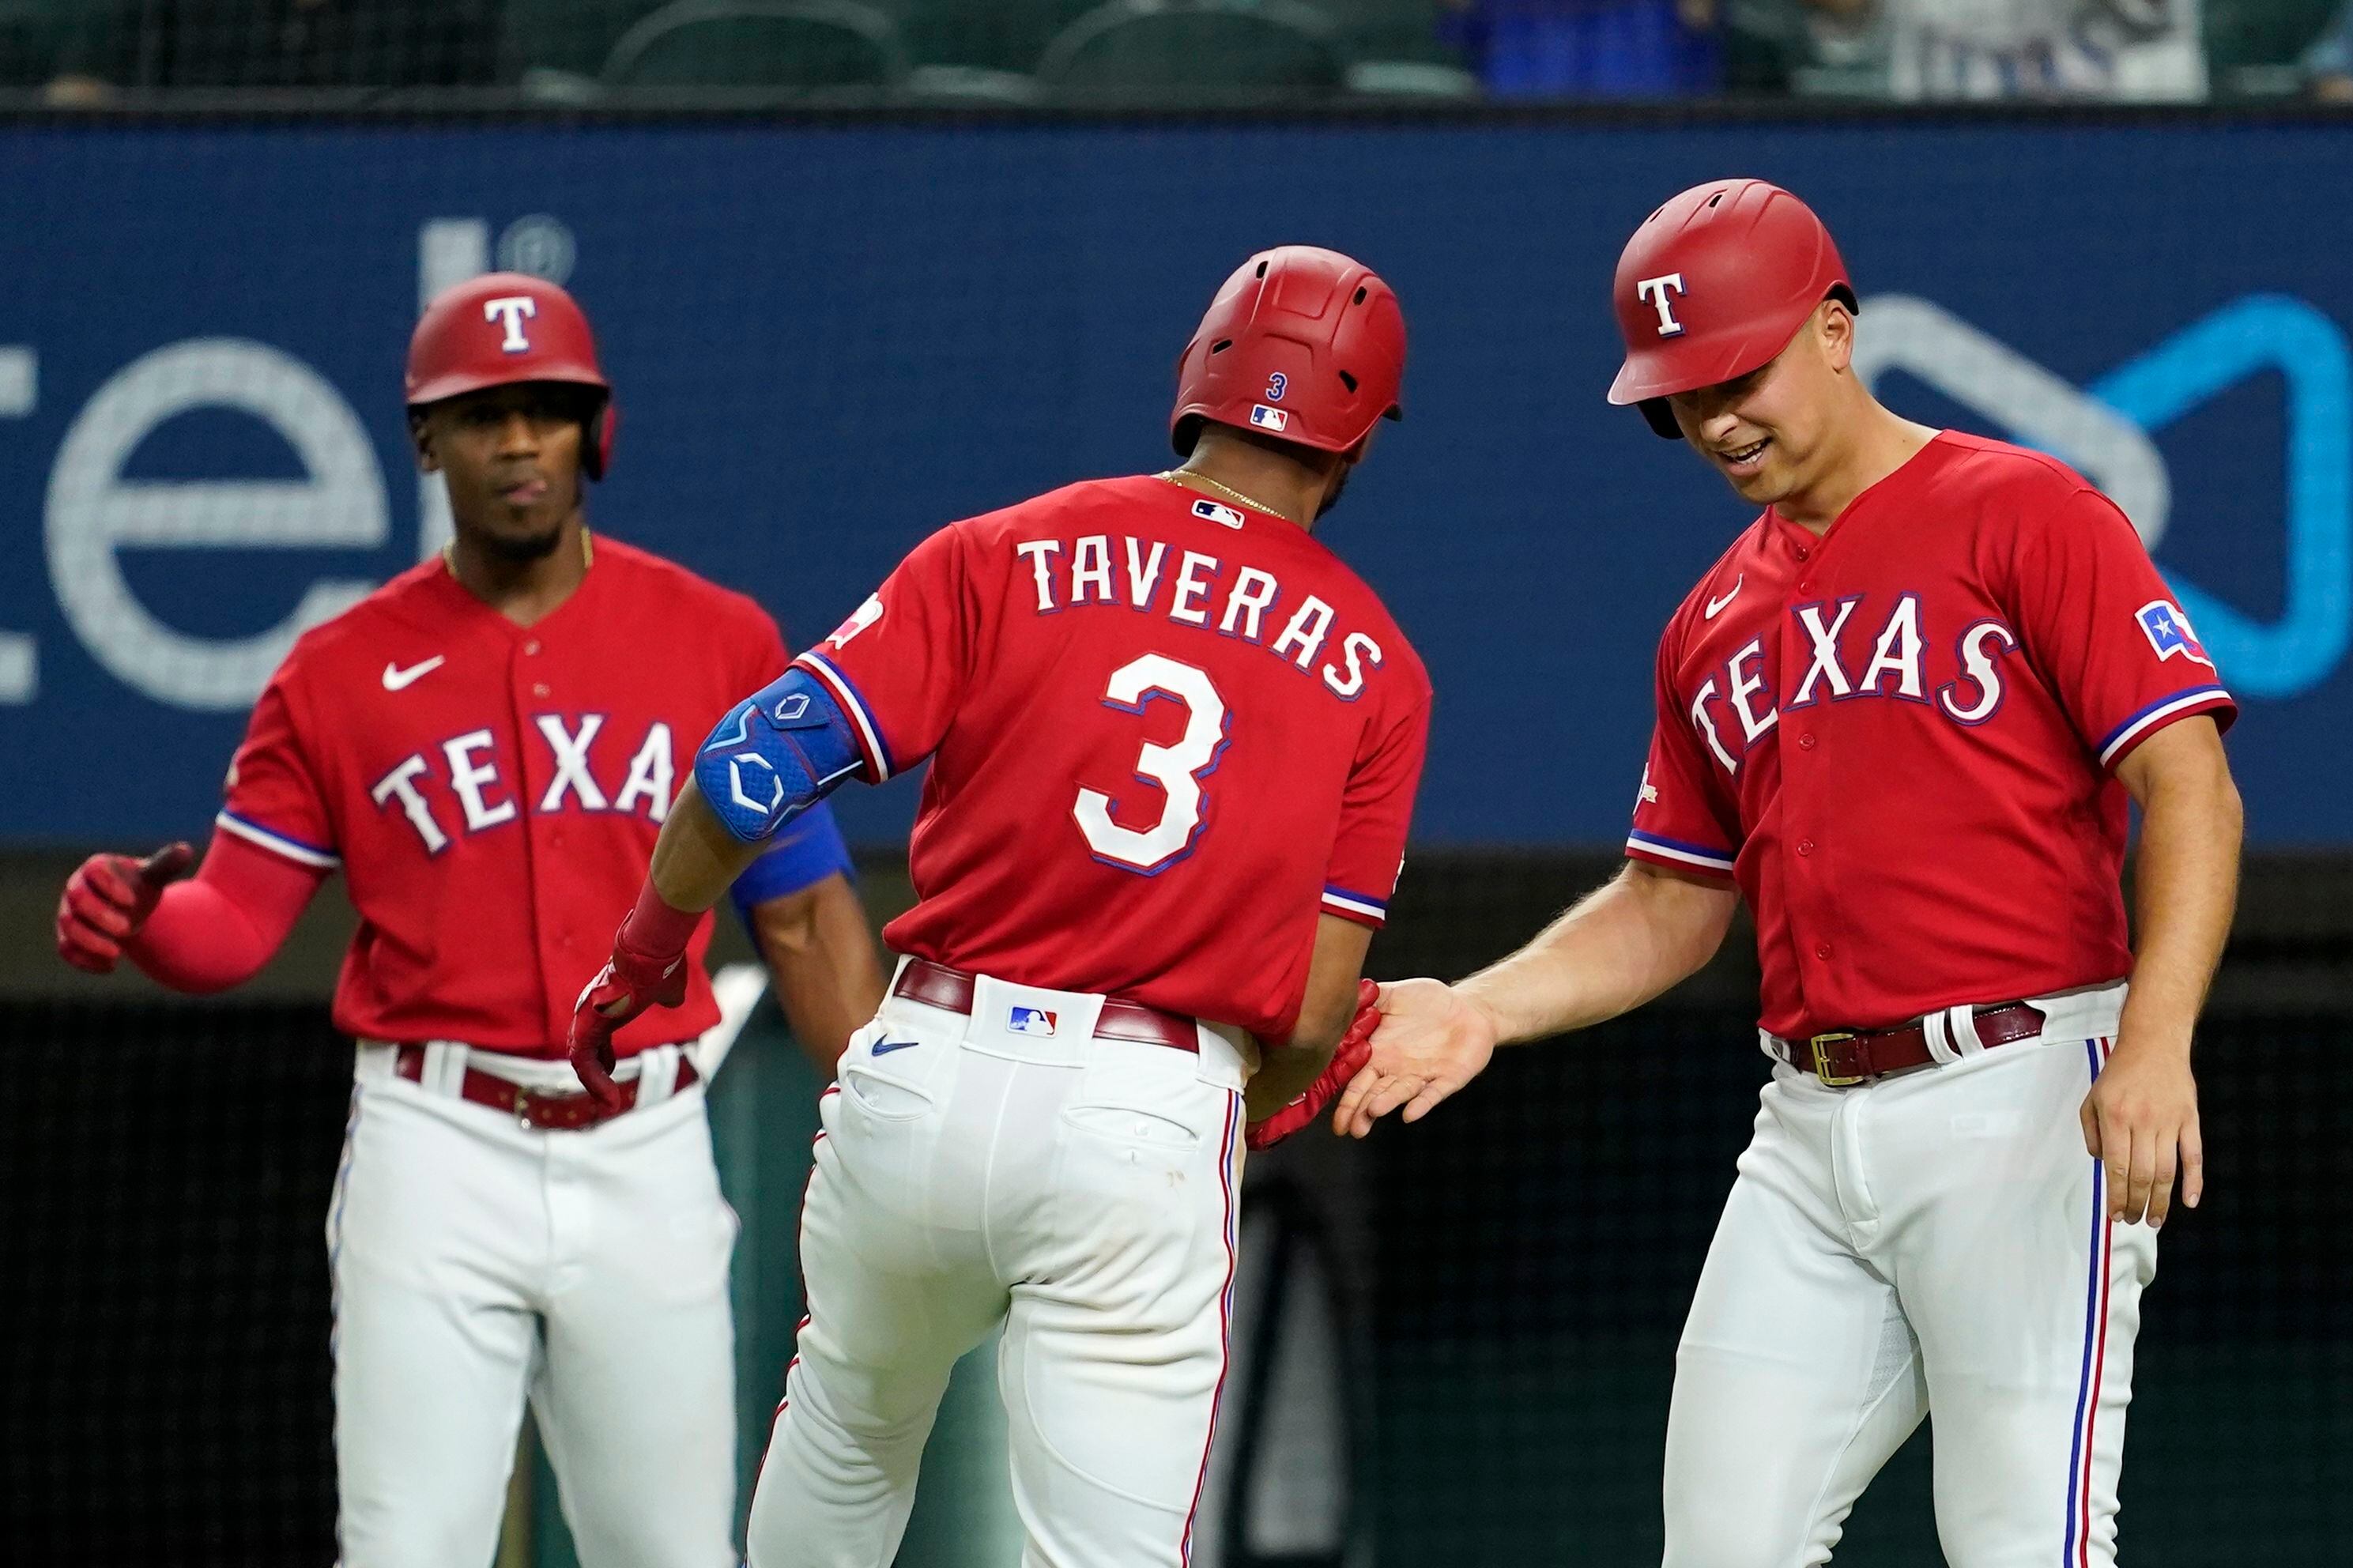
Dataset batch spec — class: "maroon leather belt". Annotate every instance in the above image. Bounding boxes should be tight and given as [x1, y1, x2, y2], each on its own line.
[393, 1042, 699, 1131]
[892, 958, 1199, 1053]
[1774, 1002, 2046, 1087]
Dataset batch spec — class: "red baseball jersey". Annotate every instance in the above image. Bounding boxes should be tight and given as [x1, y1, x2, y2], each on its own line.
[219, 536, 850, 1057]
[796, 475, 1432, 1042]
[1627, 432, 2235, 1039]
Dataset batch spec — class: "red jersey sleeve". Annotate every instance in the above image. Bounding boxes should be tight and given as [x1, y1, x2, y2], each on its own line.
[216, 662, 341, 871]
[794, 523, 973, 783]
[1626, 627, 1741, 880]
[1318, 690, 1431, 928]
[735, 605, 791, 691]
[2005, 487, 2237, 771]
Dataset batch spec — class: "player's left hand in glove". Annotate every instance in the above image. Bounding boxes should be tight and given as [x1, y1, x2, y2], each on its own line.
[56, 842, 195, 974]
[1246, 978, 1380, 1151]
[568, 887, 700, 1109]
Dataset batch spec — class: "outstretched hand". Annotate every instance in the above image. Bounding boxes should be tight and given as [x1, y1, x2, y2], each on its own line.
[1330, 977, 1500, 1139]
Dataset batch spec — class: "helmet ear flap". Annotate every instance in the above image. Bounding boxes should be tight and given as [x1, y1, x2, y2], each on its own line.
[1639, 398, 1681, 440]
[584, 397, 617, 481]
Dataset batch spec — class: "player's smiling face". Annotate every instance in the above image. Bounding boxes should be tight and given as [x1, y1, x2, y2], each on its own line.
[1665, 303, 1849, 507]
[414, 383, 592, 559]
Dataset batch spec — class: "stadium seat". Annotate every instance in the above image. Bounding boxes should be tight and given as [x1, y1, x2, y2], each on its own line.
[1338, 0, 1457, 66]
[1336, 0, 1476, 97]
[602, 0, 908, 90]
[1036, 0, 1346, 95]
[891, 0, 1100, 74]
[501, 0, 670, 84]
[2206, 0, 2343, 95]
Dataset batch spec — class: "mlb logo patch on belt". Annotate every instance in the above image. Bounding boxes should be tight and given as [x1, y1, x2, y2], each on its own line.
[1008, 1005, 1059, 1037]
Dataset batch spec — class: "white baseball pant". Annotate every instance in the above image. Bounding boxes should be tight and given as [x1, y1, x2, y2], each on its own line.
[1662, 982, 2154, 1568]
[745, 970, 1253, 1568]
[328, 1042, 739, 1568]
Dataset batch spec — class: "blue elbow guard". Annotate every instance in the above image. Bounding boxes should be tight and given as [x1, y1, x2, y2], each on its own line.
[694, 667, 865, 843]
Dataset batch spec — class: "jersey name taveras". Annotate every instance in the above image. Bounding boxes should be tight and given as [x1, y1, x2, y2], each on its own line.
[800, 477, 1432, 1042]
[220, 539, 806, 1056]
[1626, 432, 2235, 1039]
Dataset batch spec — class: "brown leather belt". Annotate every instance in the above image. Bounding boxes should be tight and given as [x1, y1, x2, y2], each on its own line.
[892, 958, 1199, 1053]
[393, 1042, 699, 1131]
[1774, 1002, 2046, 1087]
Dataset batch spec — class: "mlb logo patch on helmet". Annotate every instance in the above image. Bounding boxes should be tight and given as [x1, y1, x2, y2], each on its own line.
[1008, 1005, 1059, 1037]
[1191, 499, 1246, 529]
[1250, 405, 1290, 432]
[2136, 600, 2213, 667]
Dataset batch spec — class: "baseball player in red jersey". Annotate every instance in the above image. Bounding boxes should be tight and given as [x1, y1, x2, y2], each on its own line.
[54, 273, 885, 1568]
[1340, 182, 2245, 1566]
[567, 245, 1430, 1567]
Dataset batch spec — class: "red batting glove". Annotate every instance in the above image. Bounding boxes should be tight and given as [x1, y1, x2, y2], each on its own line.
[1246, 979, 1382, 1151]
[568, 884, 700, 1108]
[57, 842, 195, 974]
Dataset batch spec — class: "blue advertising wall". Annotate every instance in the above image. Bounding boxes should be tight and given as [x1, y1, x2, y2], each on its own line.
[4, 118, 2347, 846]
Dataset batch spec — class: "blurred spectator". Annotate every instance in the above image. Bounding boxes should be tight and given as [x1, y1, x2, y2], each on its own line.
[2310, 2, 2353, 100]
[1442, 0, 1725, 98]
[1797, 0, 2207, 100]
[48, 0, 500, 98]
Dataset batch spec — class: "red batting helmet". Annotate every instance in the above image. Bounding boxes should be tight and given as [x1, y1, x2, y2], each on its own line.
[1606, 179, 1855, 439]
[405, 272, 617, 479]
[1171, 246, 1405, 457]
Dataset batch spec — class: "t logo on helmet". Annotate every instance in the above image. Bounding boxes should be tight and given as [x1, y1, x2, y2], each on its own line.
[483, 296, 538, 353]
[1636, 273, 1688, 338]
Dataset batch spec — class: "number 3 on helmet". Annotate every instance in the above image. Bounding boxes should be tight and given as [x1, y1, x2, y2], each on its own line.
[1171, 245, 1407, 458]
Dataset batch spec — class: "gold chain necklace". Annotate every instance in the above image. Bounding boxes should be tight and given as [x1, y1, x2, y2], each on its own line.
[443, 526, 594, 575]
[1157, 468, 1285, 519]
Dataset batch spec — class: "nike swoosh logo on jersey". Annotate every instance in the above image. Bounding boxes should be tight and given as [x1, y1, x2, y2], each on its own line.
[1704, 576, 1745, 620]
[381, 656, 445, 691]
[869, 1037, 920, 1056]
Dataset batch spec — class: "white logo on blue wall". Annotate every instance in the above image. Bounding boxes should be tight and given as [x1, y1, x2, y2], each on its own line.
[1857, 292, 2351, 699]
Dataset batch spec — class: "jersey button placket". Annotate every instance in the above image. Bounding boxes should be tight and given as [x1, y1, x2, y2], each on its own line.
[510, 640, 564, 1046]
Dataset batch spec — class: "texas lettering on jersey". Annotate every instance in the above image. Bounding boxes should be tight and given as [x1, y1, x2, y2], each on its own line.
[1627, 432, 2234, 1038]
[220, 538, 850, 1055]
[1684, 592, 2031, 774]
[798, 475, 1433, 1042]
[362, 713, 678, 855]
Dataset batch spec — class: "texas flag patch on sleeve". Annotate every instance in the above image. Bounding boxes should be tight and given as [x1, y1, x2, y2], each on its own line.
[2136, 600, 2213, 667]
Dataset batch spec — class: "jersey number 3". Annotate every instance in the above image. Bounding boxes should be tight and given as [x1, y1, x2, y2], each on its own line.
[1075, 654, 1229, 874]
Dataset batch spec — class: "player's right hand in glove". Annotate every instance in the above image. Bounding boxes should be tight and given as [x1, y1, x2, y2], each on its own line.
[568, 885, 700, 1108]
[56, 842, 195, 974]
[1246, 979, 1381, 1150]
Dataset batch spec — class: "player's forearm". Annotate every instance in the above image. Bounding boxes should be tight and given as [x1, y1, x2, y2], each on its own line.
[126, 831, 322, 994]
[1458, 862, 1736, 1046]
[648, 778, 772, 914]
[754, 873, 887, 1072]
[1246, 914, 1374, 1121]
[2116, 735, 2242, 1061]
[1245, 1041, 1334, 1124]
